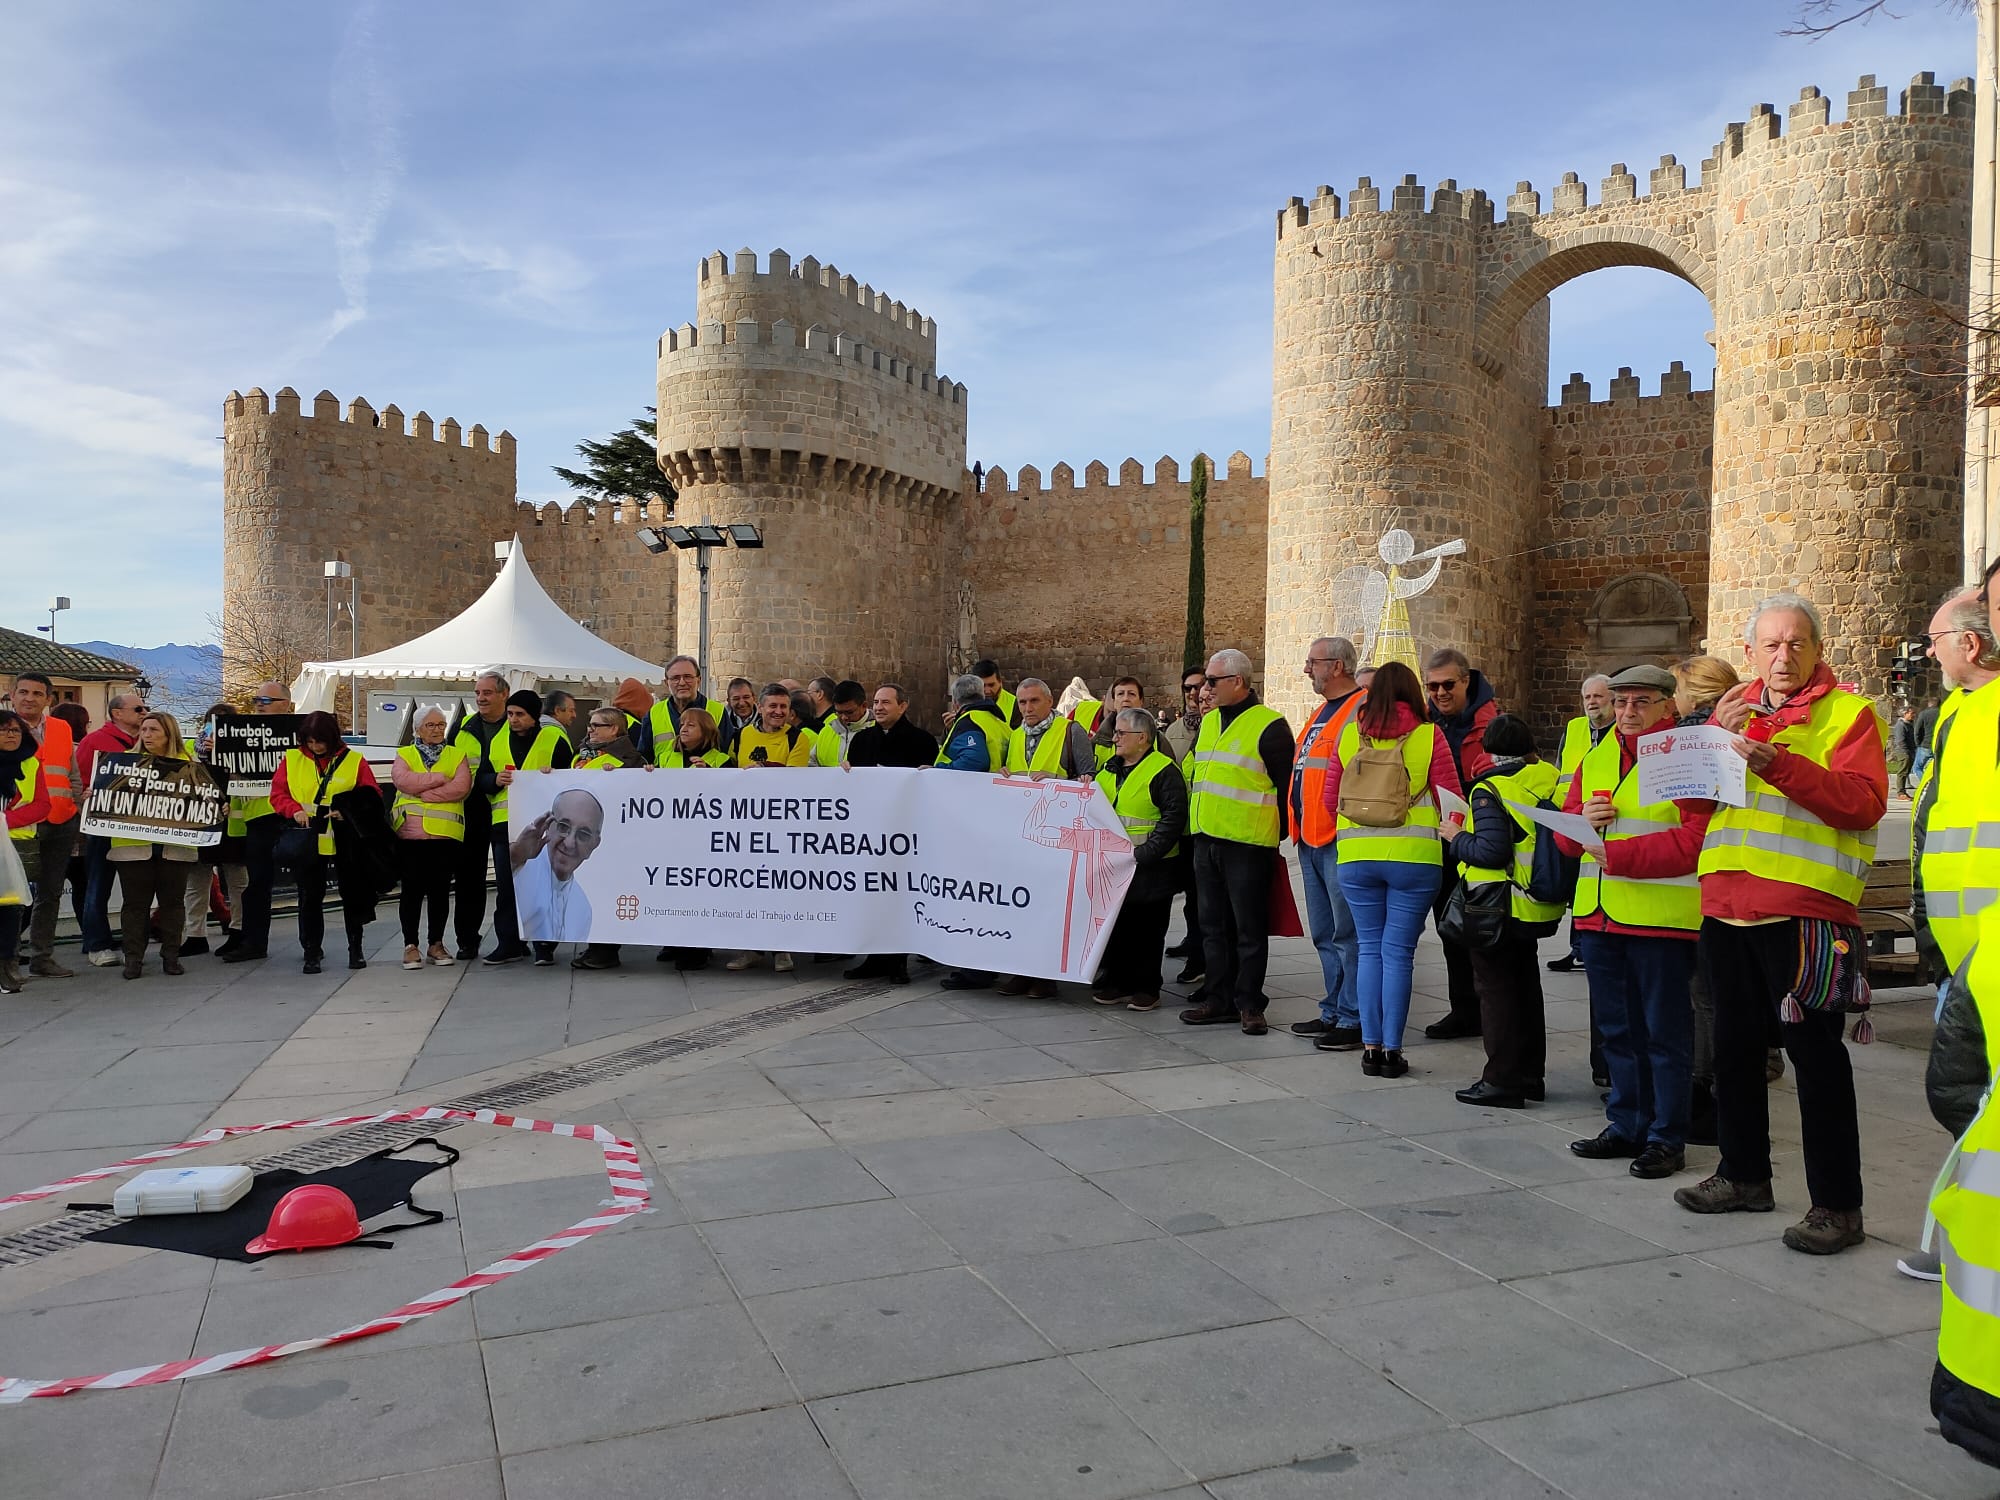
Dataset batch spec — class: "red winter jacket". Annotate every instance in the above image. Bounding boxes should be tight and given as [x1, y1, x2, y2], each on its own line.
[1698, 662, 1887, 926]
[1556, 727, 1712, 941]
[75, 722, 136, 795]
[1321, 701, 1463, 821]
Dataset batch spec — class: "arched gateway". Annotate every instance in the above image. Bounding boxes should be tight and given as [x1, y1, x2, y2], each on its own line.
[1264, 73, 1975, 731]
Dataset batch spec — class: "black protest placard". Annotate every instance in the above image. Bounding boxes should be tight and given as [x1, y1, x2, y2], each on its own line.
[212, 715, 300, 797]
[80, 754, 228, 847]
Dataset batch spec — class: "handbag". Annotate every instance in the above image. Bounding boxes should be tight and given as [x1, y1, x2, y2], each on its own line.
[273, 751, 348, 871]
[1438, 876, 1508, 951]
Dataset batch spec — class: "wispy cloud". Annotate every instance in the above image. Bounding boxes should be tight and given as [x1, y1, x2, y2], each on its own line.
[317, 0, 402, 348]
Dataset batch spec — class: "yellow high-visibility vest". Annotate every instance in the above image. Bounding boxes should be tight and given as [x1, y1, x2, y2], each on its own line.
[1697, 687, 1881, 907]
[1571, 731, 1702, 931]
[1929, 905, 2000, 1410]
[1096, 750, 1182, 858]
[1190, 704, 1284, 847]
[1332, 719, 1442, 866]
[390, 745, 468, 842]
[8, 761, 39, 843]
[1005, 718, 1073, 776]
[648, 696, 726, 766]
[481, 726, 566, 824]
[936, 709, 1010, 771]
[282, 748, 363, 856]
[1920, 680, 2000, 974]
[1461, 761, 1566, 923]
[1555, 715, 1595, 804]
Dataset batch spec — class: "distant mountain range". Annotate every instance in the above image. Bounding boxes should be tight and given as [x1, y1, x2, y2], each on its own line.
[71, 641, 222, 711]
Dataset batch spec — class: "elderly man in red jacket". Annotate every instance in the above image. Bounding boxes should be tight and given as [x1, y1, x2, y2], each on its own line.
[1673, 593, 1887, 1257]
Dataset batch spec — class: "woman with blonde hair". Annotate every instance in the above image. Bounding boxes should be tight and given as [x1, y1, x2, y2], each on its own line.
[1672, 655, 1739, 726]
[661, 707, 728, 768]
[109, 710, 201, 979]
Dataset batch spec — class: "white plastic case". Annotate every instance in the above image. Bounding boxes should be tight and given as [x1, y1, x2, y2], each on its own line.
[112, 1165, 256, 1217]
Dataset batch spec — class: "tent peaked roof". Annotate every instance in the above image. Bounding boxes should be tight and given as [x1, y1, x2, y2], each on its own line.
[295, 536, 663, 689]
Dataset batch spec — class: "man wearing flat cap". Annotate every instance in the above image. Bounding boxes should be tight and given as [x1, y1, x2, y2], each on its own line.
[1553, 663, 1713, 1180]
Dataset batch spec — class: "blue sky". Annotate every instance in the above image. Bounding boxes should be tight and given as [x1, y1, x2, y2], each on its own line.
[0, 1, 1972, 648]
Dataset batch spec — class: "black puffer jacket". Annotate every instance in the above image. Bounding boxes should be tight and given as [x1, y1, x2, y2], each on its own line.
[1928, 954, 1987, 1139]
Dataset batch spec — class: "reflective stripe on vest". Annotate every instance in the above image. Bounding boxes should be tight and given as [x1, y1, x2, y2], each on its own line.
[1554, 716, 1593, 804]
[1697, 687, 1881, 906]
[936, 709, 1010, 771]
[1006, 719, 1072, 775]
[1921, 680, 2000, 974]
[390, 745, 468, 841]
[1933, 910, 2000, 1394]
[283, 748, 363, 856]
[485, 726, 565, 823]
[1096, 750, 1181, 858]
[1293, 691, 1363, 849]
[1331, 719, 1441, 866]
[1188, 704, 1284, 847]
[1462, 762, 1566, 923]
[1571, 732, 1703, 931]
[8, 761, 39, 841]
[35, 721, 76, 823]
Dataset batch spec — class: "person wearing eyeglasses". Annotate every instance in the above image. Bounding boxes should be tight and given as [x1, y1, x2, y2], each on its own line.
[1163, 668, 1210, 981]
[1178, 649, 1294, 1036]
[1291, 637, 1366, 1049]
[272, 709, 380, 974]
[511, 788, 603, 945]
[73, 690, 146, 967]
[1926, 554, 2000, 1464]
[1914, 590, 2000, 988]
[637, 655, 726, 764]
[1421, 647, 1501, 1042]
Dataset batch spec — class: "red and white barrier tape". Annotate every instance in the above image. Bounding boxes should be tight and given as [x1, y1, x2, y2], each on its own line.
[0, 1105, 650, 1402]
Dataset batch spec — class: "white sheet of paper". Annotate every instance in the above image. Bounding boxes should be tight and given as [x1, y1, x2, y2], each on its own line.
[1636, 724, 1748, 806]
[1514, 800, 1605, 852]
[1434, 786, 1470, 822]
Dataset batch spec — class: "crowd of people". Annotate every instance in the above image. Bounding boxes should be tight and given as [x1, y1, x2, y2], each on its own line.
[11, 573, 2000, 1466]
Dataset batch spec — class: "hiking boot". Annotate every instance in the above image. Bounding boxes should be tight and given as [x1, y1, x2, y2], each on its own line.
[1179, 1003, 1237, 1026]
[1782, 1206, 1865, 1256]
[1239, 1010, 1269, 1036]
[1673, 1173, 1776, 1215]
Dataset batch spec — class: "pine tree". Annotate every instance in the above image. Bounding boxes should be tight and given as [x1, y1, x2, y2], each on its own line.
[552, 408, 677, 512]
[1182, 454, 1208, 672]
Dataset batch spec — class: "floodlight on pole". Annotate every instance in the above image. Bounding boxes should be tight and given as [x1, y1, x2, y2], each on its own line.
[43, 596, 70, 643]
[323, 560, 357, 658]
[637, 520, 767, 698]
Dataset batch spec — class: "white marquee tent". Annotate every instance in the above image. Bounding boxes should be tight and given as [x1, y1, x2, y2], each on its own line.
[291, 537, 663, 716]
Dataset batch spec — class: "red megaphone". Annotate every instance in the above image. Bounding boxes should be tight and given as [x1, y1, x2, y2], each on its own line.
[245, 1184, 365, 1254]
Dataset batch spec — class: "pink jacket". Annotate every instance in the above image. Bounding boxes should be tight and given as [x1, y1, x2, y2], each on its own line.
[1321, 700, 1462, 819]
[389, 752, 472, 840]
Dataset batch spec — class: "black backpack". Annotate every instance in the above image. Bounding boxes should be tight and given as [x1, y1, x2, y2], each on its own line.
[1523, 792, 1580, 907]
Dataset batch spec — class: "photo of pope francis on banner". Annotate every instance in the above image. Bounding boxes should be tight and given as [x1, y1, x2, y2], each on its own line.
[506, 767, 1136, 981]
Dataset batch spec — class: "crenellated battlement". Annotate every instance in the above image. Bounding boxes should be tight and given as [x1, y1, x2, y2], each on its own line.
[657, 319, 964, 405]
[224, 387, 516, 456]
[514, 496, 674, 528]
[1555, 361, 1708, 407]
[692, 247, 938, 372]
[1277, 71, 1971, 240]
[970, 451, 1262, 496]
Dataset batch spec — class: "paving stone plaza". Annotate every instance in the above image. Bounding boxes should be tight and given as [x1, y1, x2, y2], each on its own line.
[0, 843, 1985, 1500]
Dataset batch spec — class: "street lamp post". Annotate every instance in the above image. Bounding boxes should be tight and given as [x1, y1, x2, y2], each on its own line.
[38, 596, 70, 643]
[323, 561, 357, 658]
[634, 523, 764, 698]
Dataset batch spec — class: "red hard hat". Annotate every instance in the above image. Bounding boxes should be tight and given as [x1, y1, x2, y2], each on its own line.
[246, 1184, 364, 1254]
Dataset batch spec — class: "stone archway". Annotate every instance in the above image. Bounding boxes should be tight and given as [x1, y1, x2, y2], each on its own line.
[1474, 226, 1715, 377]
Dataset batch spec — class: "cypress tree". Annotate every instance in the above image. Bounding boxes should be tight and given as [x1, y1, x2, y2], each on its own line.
[1182, 454, 1208, 672]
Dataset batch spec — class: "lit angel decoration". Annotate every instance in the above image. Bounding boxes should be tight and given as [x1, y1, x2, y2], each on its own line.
[1331, 527, 1466, 670]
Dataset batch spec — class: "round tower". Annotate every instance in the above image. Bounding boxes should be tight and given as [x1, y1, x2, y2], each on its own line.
[1265, 176, 1549, 726]
[655, 249, 968, 714]
[1707, 75, 1974, 689]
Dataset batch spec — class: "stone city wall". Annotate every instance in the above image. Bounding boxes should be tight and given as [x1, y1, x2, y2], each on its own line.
[963, 453, 1269, 707]
[1529, 366, 1714, 745]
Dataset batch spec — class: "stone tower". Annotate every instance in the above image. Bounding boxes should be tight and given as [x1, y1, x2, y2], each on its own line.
[222, 387, 518, 675]
[1265, 72, 1973, 727]
[654, 250, 968, 711]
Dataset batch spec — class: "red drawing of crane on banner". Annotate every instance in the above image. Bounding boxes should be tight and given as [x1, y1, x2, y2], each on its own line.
[1013, 780, 1134, 973]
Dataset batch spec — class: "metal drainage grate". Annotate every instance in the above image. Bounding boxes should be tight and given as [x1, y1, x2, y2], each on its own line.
[0, 978, 894, 1266]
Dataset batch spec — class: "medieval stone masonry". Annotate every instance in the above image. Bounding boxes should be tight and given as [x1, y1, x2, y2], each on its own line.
[223, 70, 1975, 741]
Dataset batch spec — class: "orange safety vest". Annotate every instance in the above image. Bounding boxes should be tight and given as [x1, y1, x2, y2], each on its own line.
[33, 716, 77, 825]
[1292, 690, 1364, 849]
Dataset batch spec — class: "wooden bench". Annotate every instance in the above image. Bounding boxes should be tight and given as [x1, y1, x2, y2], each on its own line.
[1859, 856, 1922, 984]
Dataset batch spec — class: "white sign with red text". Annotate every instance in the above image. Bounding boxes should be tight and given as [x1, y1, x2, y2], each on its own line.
[505, 767, 1136, 981]
[1636, 724, 1748, 806]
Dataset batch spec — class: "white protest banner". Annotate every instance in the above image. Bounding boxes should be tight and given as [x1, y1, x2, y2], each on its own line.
[505, 767, 1137, 982]
[1635, 724, 1748, 806]
[80, 754, 227, 848]
[212, 715, 301, 797]
[1512, 799, 1605, 852]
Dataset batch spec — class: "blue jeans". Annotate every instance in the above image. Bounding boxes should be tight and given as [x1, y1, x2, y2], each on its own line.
[1337, 858, 1442, 1050]
[1578, 930, 1696, 1148]
[78, 834, 114, 955]
[1299, 840, 1358, 1028]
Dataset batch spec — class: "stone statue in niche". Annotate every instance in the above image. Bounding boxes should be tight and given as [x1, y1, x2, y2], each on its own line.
[956, 579, 978, 669]
[1332, 527, 1466, 670]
